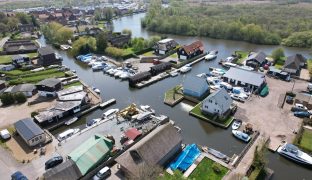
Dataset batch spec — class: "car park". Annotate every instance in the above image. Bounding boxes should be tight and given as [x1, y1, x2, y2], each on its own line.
[45, 156, 63, 170]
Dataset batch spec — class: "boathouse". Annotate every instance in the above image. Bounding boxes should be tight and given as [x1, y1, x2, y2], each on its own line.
[283, 54, 307, 75]
[150, 62, 172, 76]
[36, 78, 62, 97]
[177, 40, 204, 60]
[154, 39, 178, 55]
[128, 71, 152, 87]
[183, 76, 209, 100]
[245, 52, 267, 69]
[38, 47, 62, 66]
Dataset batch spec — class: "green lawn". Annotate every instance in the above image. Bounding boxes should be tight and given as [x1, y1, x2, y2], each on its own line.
[189, 158, 228, 180]
[307, 59, 312, 77]
[169, 53, 178, 58]
[63, 81, 83, 89]
[0, 53, 38, 65]
[273, 57, 286, 70]
[299, 129, 312, 152]
[142, 51, 155, 57]
[164, 85, 183, 102]
[234, 51, 249, 64]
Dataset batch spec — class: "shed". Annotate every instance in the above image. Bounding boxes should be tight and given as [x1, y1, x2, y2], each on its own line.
[43, 159, 82, 180]
[12, 54, 30, 67]
[115, 123, 182, 178]
[283, 54, 307, 75]
[183, 76, 209, 99]
[177, 41, 204, 60]
[128, 71, 151, 87]
[36, 78, 62, 97]
[38, 47, 62, 66]
[68, 134, 113, 176]
[125, 128, 142, 141]
[223, 67, 265, 91]
[14, 118, 46, 147]
[245, 52, 267, 68]
[150, 62, 172, 76]
[5, 83, 37, 97]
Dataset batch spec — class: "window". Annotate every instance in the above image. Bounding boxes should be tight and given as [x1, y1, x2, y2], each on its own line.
[130, 150, 142, 164]
[35, 137, 39, 141]
[32, 139, 35, 143]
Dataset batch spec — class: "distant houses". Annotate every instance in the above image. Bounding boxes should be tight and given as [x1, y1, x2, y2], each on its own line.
[183, 76, 209, 100]
[283, 54, 307, 75]
[177, 40, 204, 60]
[154, 38, 178, 55]
[201, 88, 232, 118]
[115, 123, 182, 178]
[14, 118, 46, 147]
[107, 32, 131, 48]
[37, 47, 62, 67]
[18, 24, 35, 32]
[223, 67, 266, 92]
[4, 84, 37, 97]
[245, 52, 267, 69]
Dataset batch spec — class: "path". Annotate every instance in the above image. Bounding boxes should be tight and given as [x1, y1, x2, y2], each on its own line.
[0, 37, 9, 49]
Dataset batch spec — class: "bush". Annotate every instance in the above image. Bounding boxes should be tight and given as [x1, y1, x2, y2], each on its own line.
[212, 163, 222, 174]
[0, 93, 15, 106]
[286, 91, 296, 97]
[14, 93, 27, 103]
[31, 111, 39, 118]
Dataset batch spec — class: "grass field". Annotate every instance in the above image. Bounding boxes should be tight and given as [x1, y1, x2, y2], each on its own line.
[164, 85, 183, 105]
[307, 59, 312, 77]
[122, 48, 135, 56]
[299, 128, 312, 152]
[189, 158, 228, 180]
[142, 51, 155, 56]
[169, 53, 178, 58]
[4, 68, 66, 85]
[0, 53, 38, 65]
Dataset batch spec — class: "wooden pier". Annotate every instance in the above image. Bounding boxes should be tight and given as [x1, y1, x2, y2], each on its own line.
[100, 98, 116, 109]
[136, 72, 170, 89]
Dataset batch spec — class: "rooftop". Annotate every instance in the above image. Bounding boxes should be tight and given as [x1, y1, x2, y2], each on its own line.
[38, 46, 55, 56]
[56, 85, 83, 97]
[36, 78, 61, 87]
[223, 67, 265, 86]
[14, 118, 44, 141]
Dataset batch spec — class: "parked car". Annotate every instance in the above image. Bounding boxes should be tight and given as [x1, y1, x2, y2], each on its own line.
[294, 103, 308, 110]
[286, 96, 294, 104]
[0, 129, 11, 140]
[220, 82, 233, 91]
[230, 93, 245, 102]
[294, 111, 311, 118]
[45, 156, 63, 170]
[11, 171, 28, 180]
[291, 107, 308, 112]
[93, 166, 111, 180]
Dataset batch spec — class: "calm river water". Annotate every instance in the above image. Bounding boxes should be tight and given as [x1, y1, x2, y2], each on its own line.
[44, 13, 312, 179]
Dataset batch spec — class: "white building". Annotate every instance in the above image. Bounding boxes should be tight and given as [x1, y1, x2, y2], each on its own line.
[201, 88, 232, 116]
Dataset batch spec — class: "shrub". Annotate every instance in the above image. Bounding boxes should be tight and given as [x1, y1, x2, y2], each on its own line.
[14, 93, 27, 103]
[31, 111, 39, 118]
[212, 163, 222, 174]
[0, 93, 15, 106]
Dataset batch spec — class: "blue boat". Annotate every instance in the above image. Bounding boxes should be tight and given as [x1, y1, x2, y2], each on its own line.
[169, 144, 201, 172]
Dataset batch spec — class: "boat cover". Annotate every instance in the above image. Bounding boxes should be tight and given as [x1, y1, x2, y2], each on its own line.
[260, 85, 269, 97]
[169, 144, 201, 171]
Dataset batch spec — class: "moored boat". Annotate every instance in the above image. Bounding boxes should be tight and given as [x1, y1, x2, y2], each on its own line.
[57, 128, 80, 141]
[65, 117, 78, 126]
[140, 105, 155, 114]
[277, 143, 312, 166]
[102, 108, 119, 118]
[231, 119, 242, 130]
[92, 87, 101, 94]
[232, 130, 251, 143]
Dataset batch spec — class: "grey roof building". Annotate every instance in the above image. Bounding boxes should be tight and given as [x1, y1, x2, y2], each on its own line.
[201, 88, 232, 116]
[5, 84, 37, 97]
[36, 78, 62, 97]
[38, 47, 62, 66]
[43, 160, 82, 180]
[183, 76, 209, 99]
[245, 52, 267, 68]
[223, 67, 265, 91]
[115, 123, 182, 178]
[14, 118, 46, 147]
[283, 54, 307, 75]
[0, 80, 6, 91]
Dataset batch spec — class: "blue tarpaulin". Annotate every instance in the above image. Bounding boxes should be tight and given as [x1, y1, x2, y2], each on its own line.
[169, 144, 201, 172]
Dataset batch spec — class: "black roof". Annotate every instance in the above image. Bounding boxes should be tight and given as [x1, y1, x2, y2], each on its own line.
[284, 54, 307, 69]
[37, 78, 61, 87]
[150, 62, 172, 71]
[38, 47, 55, 56]
[246, 52, 267, 64]
[129, 71, 151, 82]
[14, 118, 44, 141]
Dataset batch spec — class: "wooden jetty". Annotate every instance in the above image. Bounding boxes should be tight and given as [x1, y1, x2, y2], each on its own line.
[100, 98, 116, 109]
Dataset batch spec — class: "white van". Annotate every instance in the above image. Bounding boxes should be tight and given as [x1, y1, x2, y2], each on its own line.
[0, 129, 10, 140]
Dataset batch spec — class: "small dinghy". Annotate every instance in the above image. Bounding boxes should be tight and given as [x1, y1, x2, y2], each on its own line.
[232, 119, 242, 130]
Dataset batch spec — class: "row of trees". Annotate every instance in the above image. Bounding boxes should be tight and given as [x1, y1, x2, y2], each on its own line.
[70, 36, 97, 57]
[142, 0, 312, 47]
[0, 93, 27, 106]
[41, 22, 73, 44]
[0, 12, 38, 36]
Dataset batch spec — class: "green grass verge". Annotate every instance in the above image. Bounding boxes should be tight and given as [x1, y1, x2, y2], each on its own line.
[190, 102, 234, 127]
[298, 129, 312, 152]
[122, 48, 135, 56]
[164, 85, 183, 104]
[0, 53, 38, 65]
[169, 53, 178, 58]
[142, 51, 155, 56]
[234, 51, 249, 64]
[189, 158, 228, 180]
[63, 81, 82, 89]
[307, 59, 312, 77]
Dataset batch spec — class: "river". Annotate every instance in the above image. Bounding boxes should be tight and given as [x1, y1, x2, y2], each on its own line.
[43, 13, 312, 179]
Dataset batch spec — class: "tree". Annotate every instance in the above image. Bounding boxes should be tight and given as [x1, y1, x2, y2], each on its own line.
[0, 23, 8, 36]
[271, 47, 285, 62]
[7, 17, 19, 31]
[0, 93, 15, 106]
[14, 93, 27, 103]
[15, 12, 31, 24]
[105, 47, 124, 58]
[96, 31, 108, 53]
[71, 37, 96, 56]
[42, 22, 73, 44]
[56, 27, 73, 44]
[103, 8, 114, 21]
[131, 37, 145, 52]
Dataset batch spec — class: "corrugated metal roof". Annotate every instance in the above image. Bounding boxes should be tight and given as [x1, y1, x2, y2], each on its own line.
[223, 67, 265, 86]
[14, 118, 44, 141]
[69, 134, 113, 176]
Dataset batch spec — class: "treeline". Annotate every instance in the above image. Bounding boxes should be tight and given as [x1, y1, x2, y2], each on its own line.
[0, 12, 38, 36]
[41, 22, 73, 44]
[142, 0, 312, 47]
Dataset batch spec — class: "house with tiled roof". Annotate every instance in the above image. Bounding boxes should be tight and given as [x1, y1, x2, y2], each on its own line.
[177, 40, 204, 60]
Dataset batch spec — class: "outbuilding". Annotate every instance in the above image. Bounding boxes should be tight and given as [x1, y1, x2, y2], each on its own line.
[183, 76, 209, 100]
[283, 54, 307, 75]
[14, 118, 46, 147]
[177, 40, 204, 60]
[5, 83, 37, 97]
[128, 71, 151, 87]
[38, 47, 62, 66]
[12, 54, 30, 67]
[149, 62, 172, 76]
[36, 78, 62, 97]
[223, 67, 266, 92]
[154, 39, 178, 55]
[245, 52, 267, 69]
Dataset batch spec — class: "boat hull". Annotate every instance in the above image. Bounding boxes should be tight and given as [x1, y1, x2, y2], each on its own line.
[277, 146, 312, 166]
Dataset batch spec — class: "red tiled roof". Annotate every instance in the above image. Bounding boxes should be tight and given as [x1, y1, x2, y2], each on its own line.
[181, 40, 204, 55]
[125, 128, 142, 140]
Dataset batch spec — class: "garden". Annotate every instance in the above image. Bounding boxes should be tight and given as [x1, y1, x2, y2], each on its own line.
[0, 53, 38, 65]
[189, 158, 228, 180]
